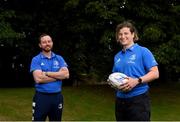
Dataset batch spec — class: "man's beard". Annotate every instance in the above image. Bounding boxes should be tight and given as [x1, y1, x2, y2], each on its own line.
[42, 46, 52, 52]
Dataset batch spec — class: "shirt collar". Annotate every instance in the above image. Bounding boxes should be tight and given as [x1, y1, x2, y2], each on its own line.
[129, 43, 138, 51]
[121, 43, 138, 53]
[40, 52, 56, 59]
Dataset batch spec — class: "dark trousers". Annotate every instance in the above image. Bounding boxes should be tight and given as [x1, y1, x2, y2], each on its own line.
[115, 92, 150, 121]
[32, 91, 63, 121]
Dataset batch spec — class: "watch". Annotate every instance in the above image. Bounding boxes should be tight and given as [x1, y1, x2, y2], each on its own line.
[138, 77, 143, 84]
[45, 72, 48, 76]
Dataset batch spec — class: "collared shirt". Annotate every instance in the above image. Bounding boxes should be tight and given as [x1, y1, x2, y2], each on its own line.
[30, 52, 68, 93]
[112, 43, 158, 98]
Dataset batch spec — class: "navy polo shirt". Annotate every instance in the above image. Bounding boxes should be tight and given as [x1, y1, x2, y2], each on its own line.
[30, 52, 68, 93]
[112, 43, 158, 98]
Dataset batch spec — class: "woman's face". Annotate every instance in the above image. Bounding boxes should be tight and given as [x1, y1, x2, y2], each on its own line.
[117, 27, 134, 47]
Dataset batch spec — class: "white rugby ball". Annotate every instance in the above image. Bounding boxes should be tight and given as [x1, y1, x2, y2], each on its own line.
[108, 72, 128, 88]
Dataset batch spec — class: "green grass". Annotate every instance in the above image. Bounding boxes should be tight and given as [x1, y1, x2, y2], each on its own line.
[0, 83, 180, 121]
[150, 83, 180, 121]
[62, 85, 115, 121]
[0, 88, 34, 121]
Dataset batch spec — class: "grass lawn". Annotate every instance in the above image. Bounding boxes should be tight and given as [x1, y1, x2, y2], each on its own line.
[150, 82, 180, 121]
[0, 82, 180, 121]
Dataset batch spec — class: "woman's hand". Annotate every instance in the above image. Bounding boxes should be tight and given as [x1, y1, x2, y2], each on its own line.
[118, 77, 139, 92]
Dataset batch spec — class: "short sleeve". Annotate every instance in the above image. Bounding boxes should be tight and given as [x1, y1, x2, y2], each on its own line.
[57, 56, 68, 68]
[142, 48, 158, 71]
[30, 57, 41, 73]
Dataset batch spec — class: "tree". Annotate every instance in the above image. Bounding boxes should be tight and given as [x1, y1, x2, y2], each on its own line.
[0, 9, 24, 45]
[62, 0, 179, 82]
[0, 0, 179, 86]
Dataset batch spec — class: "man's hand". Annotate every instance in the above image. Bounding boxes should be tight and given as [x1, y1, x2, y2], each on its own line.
[32, 70, 57, 84]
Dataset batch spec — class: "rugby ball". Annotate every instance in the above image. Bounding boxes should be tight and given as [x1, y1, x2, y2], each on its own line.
[108, 72, 128, 88]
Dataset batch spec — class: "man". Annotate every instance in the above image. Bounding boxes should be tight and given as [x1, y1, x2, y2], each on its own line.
[30, 33, 69, 121]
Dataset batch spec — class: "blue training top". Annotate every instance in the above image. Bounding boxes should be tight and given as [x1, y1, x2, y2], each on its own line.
[112, 43, 158, 98]
[30, 52, 68, 93]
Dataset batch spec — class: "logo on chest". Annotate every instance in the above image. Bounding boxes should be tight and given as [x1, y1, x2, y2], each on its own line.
[53, 60, 60, 68]
[41, 62, 45, 66]
[127, 54, 136, 64]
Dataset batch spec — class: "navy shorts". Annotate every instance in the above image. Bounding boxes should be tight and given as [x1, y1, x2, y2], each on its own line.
[32, 91, 63, 121]
[115, 92, 150, 121]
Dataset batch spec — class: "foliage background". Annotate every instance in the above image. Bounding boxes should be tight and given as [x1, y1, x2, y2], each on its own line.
[0, 0, 179, 86]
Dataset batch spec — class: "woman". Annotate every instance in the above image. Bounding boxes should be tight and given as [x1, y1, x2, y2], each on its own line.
[112, 21, 159, 121]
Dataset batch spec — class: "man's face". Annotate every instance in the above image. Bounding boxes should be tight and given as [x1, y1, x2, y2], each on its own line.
[39, 35, 53, 52]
